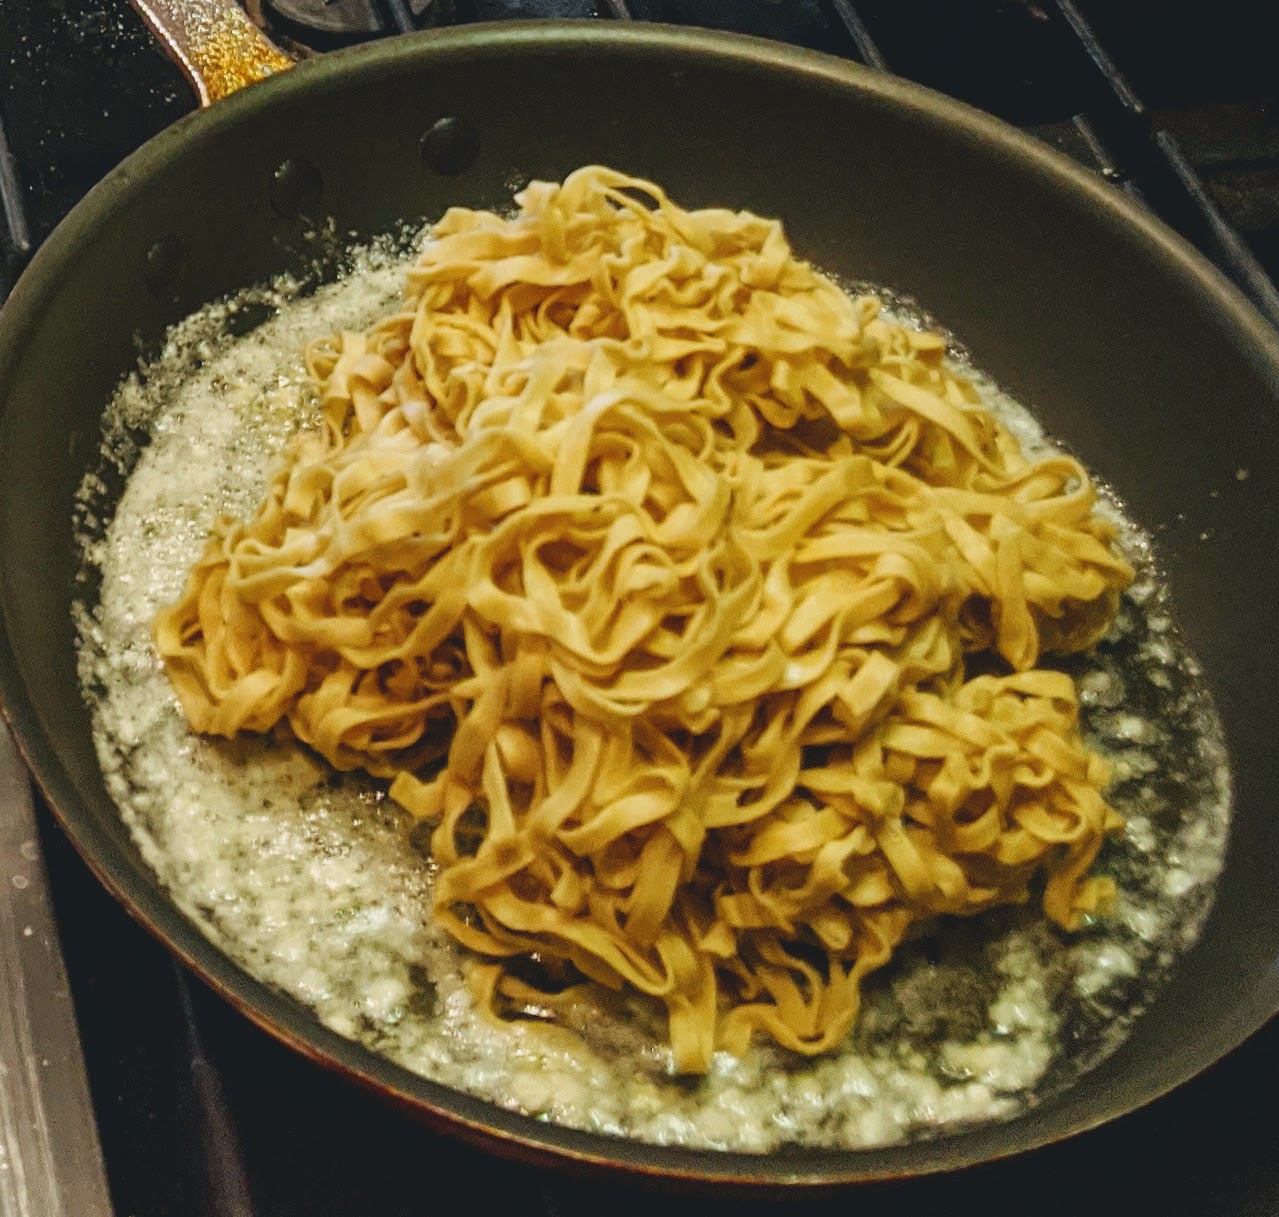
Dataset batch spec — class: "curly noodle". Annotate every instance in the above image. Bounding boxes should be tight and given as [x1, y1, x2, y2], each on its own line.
[156, 167, 1131, 1072]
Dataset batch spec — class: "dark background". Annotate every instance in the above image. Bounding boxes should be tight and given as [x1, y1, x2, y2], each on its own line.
[3, 1, 1277, 1213]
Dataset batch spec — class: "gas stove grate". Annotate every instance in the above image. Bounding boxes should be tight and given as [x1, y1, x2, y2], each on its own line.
[1, 0, 1277, 324]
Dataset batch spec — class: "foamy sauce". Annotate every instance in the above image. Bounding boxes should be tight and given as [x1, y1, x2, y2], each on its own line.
[72, 247, 1231, 1153]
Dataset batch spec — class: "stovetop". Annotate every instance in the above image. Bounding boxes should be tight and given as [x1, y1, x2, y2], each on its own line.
[2, 2, 1278, 1214]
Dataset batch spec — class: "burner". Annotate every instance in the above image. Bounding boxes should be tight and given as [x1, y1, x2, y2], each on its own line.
[266, 0, 434, 38]
[263, 0, 601, 39]
[467, 0, 598, 16]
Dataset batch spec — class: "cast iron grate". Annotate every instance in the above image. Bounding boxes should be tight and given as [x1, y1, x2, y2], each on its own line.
[2, 0, 1278, 319]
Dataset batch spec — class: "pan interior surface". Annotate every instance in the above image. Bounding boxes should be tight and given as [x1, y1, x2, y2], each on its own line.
[1, 24, 1277, 1185]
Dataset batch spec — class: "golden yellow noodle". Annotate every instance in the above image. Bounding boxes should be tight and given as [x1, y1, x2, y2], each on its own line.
[155, 166, 1132, 1073]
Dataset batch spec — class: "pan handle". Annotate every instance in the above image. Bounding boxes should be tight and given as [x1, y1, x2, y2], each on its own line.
[129, 0, 295, 107]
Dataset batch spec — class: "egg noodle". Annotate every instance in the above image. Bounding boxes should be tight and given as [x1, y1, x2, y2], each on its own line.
[155, 167, 1132, 1073]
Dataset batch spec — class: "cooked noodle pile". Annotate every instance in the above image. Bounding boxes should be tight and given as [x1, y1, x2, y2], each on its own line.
[156, 167, 1132, 1073]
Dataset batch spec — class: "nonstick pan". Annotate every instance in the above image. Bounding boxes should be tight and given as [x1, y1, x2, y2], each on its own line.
[1, 5, 1278, 1189]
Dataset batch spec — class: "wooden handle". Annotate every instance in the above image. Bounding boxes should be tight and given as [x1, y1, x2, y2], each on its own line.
[130, 0, 295, 107]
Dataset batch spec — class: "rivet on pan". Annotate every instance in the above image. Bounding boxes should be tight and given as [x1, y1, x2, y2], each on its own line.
[270, 158, 324, 218]
[420, 117, 480, 177]
[144, 235, 188, 296]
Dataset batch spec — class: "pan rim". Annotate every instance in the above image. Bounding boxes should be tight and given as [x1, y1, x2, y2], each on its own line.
[1, 19, 1277, 1188]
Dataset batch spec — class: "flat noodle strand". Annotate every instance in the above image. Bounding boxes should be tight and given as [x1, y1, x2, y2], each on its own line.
[155, 167, 1131, 1073]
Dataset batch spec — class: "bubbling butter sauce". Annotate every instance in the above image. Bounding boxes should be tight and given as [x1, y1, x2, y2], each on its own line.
[72, 243, 1230, 1153]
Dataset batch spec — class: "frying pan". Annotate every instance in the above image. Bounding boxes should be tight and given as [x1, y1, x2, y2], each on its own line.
[1, 1, 1277, 1189]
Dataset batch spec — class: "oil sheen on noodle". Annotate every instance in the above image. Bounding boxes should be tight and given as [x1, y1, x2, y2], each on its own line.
[73, 244, 1230, 1153]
